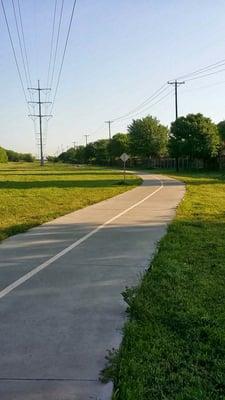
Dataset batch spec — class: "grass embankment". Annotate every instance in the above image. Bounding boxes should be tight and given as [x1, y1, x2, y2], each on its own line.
[0, 162, 141, 241]
[104, 171, 225, 400]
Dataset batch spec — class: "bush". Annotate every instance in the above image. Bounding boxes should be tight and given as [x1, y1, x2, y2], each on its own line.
[0, 147, 8, 163]
[6, 149, 35, 162]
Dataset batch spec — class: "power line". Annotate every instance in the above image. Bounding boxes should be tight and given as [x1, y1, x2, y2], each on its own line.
[17, 0, 32, 88]
[185, 67, 225, 82]
[49, 0, 64, 91]
[91, 122, 105, 136]
[111, 84, 168, 122]
[184, 79, 225, 92]
[50, 0, 78, 113]
[11, 0, 30, 90]
[1, 0, 29, 108]
[177, 58, 225, 80]
[46, 0, 58, 88]
[112, 87, 173, 123]
[44, 0, 58, 121]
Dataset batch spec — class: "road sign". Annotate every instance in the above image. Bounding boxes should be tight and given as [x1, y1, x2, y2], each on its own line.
[120, 153, 130, 182]
[120, 153, 129, 162]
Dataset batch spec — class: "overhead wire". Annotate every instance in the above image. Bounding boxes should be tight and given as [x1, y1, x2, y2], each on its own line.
[43, 0, 58, 144]
[46, 0, 58, 89]
[17, 0, 32, 88]
[184, 79, 225, 92]
[43, 0, 65, 151]
[185, 67, 225, 82]
[114, 88, 174, 124]
[176, 58, 225, 80]
[1, 0, 30, 111]
[111, 84, 168, 122]
[11, 0, 30, 91]
[49, 0, 65, 95]
[50, 0, 78, 114]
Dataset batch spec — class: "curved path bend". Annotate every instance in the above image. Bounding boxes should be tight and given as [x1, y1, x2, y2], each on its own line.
[0, 173, 185, 400]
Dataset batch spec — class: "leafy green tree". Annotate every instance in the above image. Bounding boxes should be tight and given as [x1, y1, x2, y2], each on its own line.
[6, 149, 20, 161]
[47, 155, 58, 162]
[217, 120, 225, 142]
[75, 146, 86, 163]
[84, 142, 96, 163]
[63, 148, 77, 163]
[94, 139, 110, 164]
[58, 147, 85, 164]
[57, 151, 68, 163]
[108, 133, 130, 159]
[169, 113, 220, 161]
[0, 147, 8, 163]
[128, 116, 168, 159]
[6, 149, 34, 162]
[21, 153, 35, 162]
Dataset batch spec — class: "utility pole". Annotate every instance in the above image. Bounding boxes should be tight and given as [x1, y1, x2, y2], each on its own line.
[84, 134, 89, 146]
[167, 80, 185, 120]
[28, 80, 52, 166]
[105, 120, 113, 140]
[73, 141, 76, 149]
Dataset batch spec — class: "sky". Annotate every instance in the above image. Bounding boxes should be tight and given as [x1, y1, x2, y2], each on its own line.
[1, 0, 225, 156]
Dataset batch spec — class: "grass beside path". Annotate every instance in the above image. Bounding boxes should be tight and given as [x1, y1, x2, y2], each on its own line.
[0, 162, 141, 242]
[103, 171, 225, 400]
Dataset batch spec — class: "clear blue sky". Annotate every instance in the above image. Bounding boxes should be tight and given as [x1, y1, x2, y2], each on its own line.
[1, 0, 225, 155]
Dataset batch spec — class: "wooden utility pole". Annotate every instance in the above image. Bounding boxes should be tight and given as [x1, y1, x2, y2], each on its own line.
[84, 134, 90, 146]
[167, 79, 185, 120]
[105, 120, 113, 140]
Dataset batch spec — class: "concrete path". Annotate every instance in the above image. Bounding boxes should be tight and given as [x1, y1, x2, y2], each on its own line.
[0, 173, 184, 400]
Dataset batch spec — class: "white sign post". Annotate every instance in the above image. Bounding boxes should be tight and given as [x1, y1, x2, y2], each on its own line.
[120, 153, 130, 183]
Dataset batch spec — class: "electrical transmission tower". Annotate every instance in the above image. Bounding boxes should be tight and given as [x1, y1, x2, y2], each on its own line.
[167, 79, 185, 120]
[28, 80, 52, 166]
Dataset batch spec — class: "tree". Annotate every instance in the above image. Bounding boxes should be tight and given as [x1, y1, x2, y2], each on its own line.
[128, 116, 168, 159]
[94, 139, 110, 164]
[108, 133, 130, 159]
[62, 148, 77, 163]
[58, 147, 84, 164]
[6, 149, 20, 161]
[0, 147, 8, 163]
[75, 146, 86, 163]
[21, 153, 35, 162]
[169, 113, 220, 162]
[47, 155, 57, 162]
[217, 120, 225, 142]
[6, 149, 34, 162]
[84, 142, 96, 163]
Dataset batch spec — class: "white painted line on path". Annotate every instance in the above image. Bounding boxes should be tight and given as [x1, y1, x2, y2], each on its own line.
[0, 177, 163, 299]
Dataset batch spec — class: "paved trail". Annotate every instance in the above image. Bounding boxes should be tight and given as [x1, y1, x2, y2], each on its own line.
[0, 173, 184, 400]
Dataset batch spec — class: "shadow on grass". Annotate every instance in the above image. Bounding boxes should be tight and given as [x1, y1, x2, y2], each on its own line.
[0, 178, 141, 190]
[0, 170, 126, 176]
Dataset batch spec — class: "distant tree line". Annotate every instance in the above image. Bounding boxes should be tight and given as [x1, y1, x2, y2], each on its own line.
[52, 113, 225, 170]
[0, 147, 35, 163]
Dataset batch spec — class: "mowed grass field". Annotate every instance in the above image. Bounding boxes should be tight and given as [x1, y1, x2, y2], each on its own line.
[103, 171, 225, 400]
[0, 162, 141, 242]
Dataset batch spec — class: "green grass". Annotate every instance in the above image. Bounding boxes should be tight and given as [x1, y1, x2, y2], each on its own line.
[0, 162, 141, 241]
[102, 171, 225, 400]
